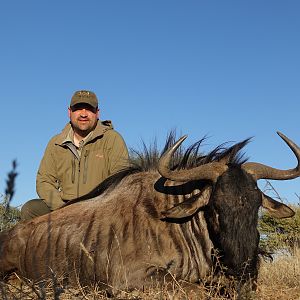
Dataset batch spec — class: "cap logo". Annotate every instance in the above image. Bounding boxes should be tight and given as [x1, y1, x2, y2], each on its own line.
[78, 90, 91, 97]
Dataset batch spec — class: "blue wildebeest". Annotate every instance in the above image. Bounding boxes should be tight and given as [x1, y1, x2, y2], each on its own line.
[0, 131, 298, 295]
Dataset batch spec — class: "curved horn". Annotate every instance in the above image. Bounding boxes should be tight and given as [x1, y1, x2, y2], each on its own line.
[242, 132, 300, 180]
[158, 135, 227, 182]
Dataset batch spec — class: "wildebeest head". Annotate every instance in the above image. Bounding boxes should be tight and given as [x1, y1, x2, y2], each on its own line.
[158, 132, 297, 281]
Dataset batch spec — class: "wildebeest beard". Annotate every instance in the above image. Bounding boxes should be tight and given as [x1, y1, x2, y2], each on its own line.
[205, 165, 261, 281]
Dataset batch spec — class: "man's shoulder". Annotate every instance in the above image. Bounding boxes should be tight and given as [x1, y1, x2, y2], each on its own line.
[101, 120, 114, 129]
[93, 120, 114, 136]
[93, 120, 125, 142]
[47, 123, 71, 145]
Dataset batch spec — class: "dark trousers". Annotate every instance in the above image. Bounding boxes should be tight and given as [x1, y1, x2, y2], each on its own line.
[20, 199, 52, 221]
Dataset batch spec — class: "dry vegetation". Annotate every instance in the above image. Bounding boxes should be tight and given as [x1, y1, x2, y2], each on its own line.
[0, 250, 299, 300]
[257, 248, 300, 300]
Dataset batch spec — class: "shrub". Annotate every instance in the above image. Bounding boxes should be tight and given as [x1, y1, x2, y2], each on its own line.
[259, 180, 300, 253]
[0, 198, 21, 231]
[0, 160, 21, 231]
[259, 205, 300, 253]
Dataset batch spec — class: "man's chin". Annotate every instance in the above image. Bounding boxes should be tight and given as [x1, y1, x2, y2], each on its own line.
[74, 127, 92, 137]
[78, 126, 89, 131]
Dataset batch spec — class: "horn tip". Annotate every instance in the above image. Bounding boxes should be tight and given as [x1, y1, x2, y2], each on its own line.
[181, 135, 188, 141]
[277, 131, 286, 139]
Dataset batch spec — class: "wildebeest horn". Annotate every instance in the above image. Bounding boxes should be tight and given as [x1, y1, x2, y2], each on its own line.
[242, 132, 300, 180]
[158, 135, 228, 182]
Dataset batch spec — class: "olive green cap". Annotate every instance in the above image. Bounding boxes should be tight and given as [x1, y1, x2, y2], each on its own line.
[70, 90, 98, 108]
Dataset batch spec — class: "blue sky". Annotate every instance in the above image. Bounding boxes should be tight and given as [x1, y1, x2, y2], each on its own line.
[0, 1, 300, 207]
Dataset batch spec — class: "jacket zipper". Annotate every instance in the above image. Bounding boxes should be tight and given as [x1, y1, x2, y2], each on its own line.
[83, 150, 89, 184]
[71, 157, 76, 184]
[77, 161, 80, 198]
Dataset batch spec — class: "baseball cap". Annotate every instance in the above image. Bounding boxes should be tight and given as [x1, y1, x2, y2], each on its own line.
[70, 90, 98, 109]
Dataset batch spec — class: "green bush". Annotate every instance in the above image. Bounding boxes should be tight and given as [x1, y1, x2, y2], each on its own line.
[0, 196, 21, 231]
[259, 205, 300, 253]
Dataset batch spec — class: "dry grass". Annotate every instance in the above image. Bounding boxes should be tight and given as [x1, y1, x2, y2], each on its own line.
[256, 248, 300, 300]
[1, 250, 299, 299]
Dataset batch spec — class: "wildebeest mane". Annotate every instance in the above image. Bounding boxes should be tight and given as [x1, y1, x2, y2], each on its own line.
[64, 132, 251, 206]
[131, 131, 251, 170]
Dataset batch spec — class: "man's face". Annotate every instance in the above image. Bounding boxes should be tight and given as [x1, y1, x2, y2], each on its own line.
[68, 103, 99, 135]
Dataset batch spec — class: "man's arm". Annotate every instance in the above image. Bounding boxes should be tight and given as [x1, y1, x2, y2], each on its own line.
[36, 141, 65, 210]
[105, 131, 130, 176]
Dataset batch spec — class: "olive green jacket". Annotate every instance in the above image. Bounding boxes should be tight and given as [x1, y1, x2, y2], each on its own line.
[36, 120, 129, 210]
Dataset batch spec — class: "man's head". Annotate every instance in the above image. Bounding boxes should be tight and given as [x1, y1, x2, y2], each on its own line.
[70, 90, 98, 109]
[68, 90, 100, 137]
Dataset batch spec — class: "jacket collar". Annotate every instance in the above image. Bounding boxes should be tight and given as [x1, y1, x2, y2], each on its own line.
[55, 120, 113, 146]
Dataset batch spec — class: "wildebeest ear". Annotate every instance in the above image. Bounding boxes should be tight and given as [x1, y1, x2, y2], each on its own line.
[261, 193, 295, 219]
[161, 186, 212, 219]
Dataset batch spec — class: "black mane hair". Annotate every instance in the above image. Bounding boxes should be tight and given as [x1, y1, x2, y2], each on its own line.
[64, 132, 252, 205]
[131, 131, 251, 171]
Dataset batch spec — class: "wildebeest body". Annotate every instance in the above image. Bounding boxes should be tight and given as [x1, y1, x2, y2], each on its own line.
[0, 131, 298, 294]
[1, 172, 214, 290]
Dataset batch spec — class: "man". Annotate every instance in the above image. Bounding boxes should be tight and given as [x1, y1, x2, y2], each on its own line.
[21, 90, 129, 220]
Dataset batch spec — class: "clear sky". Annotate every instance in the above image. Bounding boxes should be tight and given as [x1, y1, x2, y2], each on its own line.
[0, 0, 299, 207]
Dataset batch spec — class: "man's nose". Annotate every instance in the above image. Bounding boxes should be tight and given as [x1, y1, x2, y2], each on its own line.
[80, 109, 88, 116]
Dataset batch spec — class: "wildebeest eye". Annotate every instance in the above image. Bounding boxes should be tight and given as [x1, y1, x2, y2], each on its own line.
[238, 195, 248, 206]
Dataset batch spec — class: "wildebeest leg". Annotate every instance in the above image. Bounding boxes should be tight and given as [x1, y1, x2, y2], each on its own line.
[144, 267, 205, 298]
[108, 265, 177, 296]
[145, 265, 175, 284]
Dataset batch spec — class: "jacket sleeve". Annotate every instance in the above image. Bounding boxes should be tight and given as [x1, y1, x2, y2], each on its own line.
[36, 139, 65, 210]
[105, 131, 130, 176]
